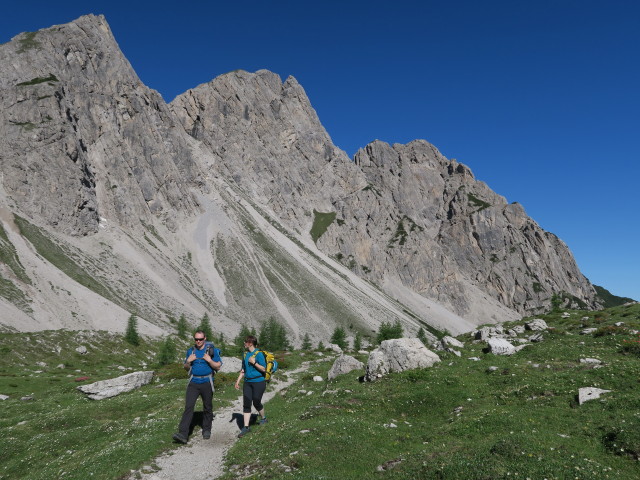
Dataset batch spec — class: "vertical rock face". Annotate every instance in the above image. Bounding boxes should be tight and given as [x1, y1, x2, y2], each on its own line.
[0, 15, 602, 334]
[0, 14, 200, 235]
[173, 71, 599, 320]
[170, 70, 366, 230]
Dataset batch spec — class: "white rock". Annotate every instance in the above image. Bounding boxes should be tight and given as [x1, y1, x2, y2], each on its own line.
[615, 322, 625, 327]
[0, 394, 9, 400]
[579, 358, 602, 365]
[468, 357, 481, 361]
[312, 376, 323, 382]
[578, 387, 611, 405]
[36, 362, 47, 368]
[487, 338, 516, 355]
[327, 343, 343, 354]
[77, 371, 154, 400]
[75, 346, 88, 354]
[56, 364, 65, 369]
[525, 319, 548, 331]
[328, 355, 364, 381]
[441, 336, 464, 349]
[475, 326, 504, 341]
[365, 338, 440, 381]
[580, 328, 597, 335]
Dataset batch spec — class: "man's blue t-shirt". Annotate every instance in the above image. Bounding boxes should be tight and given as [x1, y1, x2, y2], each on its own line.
[186, 344, 221, 384]
[243, 350, 266, 383]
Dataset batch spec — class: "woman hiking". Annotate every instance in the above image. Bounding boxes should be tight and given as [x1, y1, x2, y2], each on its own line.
[235, 335, 268, 437]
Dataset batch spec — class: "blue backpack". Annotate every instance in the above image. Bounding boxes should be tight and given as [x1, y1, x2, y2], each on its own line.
[187, 342, 222, 390]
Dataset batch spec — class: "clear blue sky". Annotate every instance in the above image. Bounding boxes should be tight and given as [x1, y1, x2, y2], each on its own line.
[2, 1, 638, 300]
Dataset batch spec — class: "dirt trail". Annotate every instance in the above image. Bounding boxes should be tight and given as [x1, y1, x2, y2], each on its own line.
[130, 362, 312, 479]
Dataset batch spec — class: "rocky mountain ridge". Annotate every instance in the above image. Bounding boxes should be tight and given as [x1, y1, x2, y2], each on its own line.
[0, 14, 602, 340]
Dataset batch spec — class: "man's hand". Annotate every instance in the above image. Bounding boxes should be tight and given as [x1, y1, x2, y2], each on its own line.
[203, 353, 212, 363]
[234, 381, 240, 390]
[186, 353, 197, 363]
[249, 357, 256, 366]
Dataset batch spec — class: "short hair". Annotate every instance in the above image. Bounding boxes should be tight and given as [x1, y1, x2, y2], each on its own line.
[194, 330, 206, 338]
[245, 335, 258, 347]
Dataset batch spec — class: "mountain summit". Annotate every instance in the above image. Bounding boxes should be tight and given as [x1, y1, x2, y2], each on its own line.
[0, 15, 600, 339]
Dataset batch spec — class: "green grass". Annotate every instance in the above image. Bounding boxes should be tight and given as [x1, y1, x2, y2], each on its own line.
[387, 215, 423, 248]
[220, 303, 640, 479]
[16, 31, 40, 53]
[0, 222, 31, 285]
[0, 331, 253, 480]
[13, 215, 123, 308]
[467, 193, 492, 212]
[16, 73, 59, 87]
[310, 210, 337, 243]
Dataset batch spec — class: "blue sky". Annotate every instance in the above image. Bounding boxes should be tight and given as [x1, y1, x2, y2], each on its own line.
[2, 1, 638, 300]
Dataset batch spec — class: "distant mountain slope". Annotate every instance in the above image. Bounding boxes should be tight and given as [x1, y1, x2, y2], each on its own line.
[0, 15, 602, 338]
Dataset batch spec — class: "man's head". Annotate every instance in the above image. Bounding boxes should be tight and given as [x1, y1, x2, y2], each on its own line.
[244, 335, 258, 347]
[194, 330, 206, 347]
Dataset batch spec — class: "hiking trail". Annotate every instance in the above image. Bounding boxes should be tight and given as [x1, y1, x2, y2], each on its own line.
[129, 361, 313, 479]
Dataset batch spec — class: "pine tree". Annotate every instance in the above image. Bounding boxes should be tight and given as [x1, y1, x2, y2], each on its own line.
[176, 314, 188, 339]
[317, 340, 325, 351]
[376, 320, 404, 344]
[417, 327, 428, 346]
[330, 326, 347, 350]
[353, 332, 362, 351]
[198, 313, 213, 340]
[125, 313, 140, 346]
[301, 333, 312, 350]
[157, 337, 176, 366]
[234, 324, 253, 350]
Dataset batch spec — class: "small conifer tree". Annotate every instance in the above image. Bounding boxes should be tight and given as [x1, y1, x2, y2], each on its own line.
[301, 333, 312, 350]
[125, 313, 140, 346]
[417, 327, 428, 345]
[353, 332, 362, 351]
[157, 337, 176, 366]
[176, 314, 188, 338]
[317, 340, 325, 351]
[376, 320, 403, 344]
[198, 313, 213, 340]
[330, 326, 347, 350]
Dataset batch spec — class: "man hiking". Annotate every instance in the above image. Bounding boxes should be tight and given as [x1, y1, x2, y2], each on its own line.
[172, 330, 221, 443]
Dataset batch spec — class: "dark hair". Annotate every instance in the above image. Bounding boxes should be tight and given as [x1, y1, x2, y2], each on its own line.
[244, 335, 258, 347]
[194, 330, 206, 338]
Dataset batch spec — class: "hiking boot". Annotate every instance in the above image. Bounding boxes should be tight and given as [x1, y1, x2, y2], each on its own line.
[237, 426, 251, 438]
[259, 417, 268, 425]
[202, 430, 211, 439]
[172, 432, 188, 444]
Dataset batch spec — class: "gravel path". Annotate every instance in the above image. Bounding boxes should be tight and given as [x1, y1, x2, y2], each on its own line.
[130, 362, 311, 479]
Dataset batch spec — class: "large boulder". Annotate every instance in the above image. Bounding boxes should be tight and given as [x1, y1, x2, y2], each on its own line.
[525, 319, 548, 331]
[486, 338, 517, 355]
[77, 371, 154, 400]
[365, 338, 440, 381]
[328, 355, 364, 381]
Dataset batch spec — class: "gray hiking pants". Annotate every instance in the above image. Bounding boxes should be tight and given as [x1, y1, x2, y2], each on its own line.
[178, 381, 213, 436]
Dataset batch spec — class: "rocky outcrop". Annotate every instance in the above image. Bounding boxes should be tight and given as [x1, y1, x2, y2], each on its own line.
[365, 338, 440, 381]
[0, 14, 603, 337]
[0, 15, 199, 236]
[77, 370, 154, 400]
[328, 354, 364, 381]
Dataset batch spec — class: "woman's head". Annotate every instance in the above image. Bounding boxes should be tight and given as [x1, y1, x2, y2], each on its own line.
[244, 335, 258, 347]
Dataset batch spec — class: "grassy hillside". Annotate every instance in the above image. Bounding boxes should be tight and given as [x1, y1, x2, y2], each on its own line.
[2, 303, 639, 479]
[221, 303, 640, 479]
[0, 331, 246, 480]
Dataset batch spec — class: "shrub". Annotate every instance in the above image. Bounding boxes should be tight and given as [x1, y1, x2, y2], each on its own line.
[330, 326, 347, 350]
[125, 314, 140, 346]
[176, 314, 188, 338]
[198, 313, 213, 340]
[376, 320, 403, 344]
[156, 337, 176, 367]
[258, 317, 291, 351]
[301, 333, 312, 350]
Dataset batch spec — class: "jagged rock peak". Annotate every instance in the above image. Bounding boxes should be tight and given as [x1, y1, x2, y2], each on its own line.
[0, 14, 200, 235]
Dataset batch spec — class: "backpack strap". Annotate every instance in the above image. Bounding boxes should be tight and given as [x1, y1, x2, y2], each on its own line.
[245, 351, 265, 380]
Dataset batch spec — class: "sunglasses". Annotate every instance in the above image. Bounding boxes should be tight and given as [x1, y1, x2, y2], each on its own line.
[194, 337, 205, 341]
